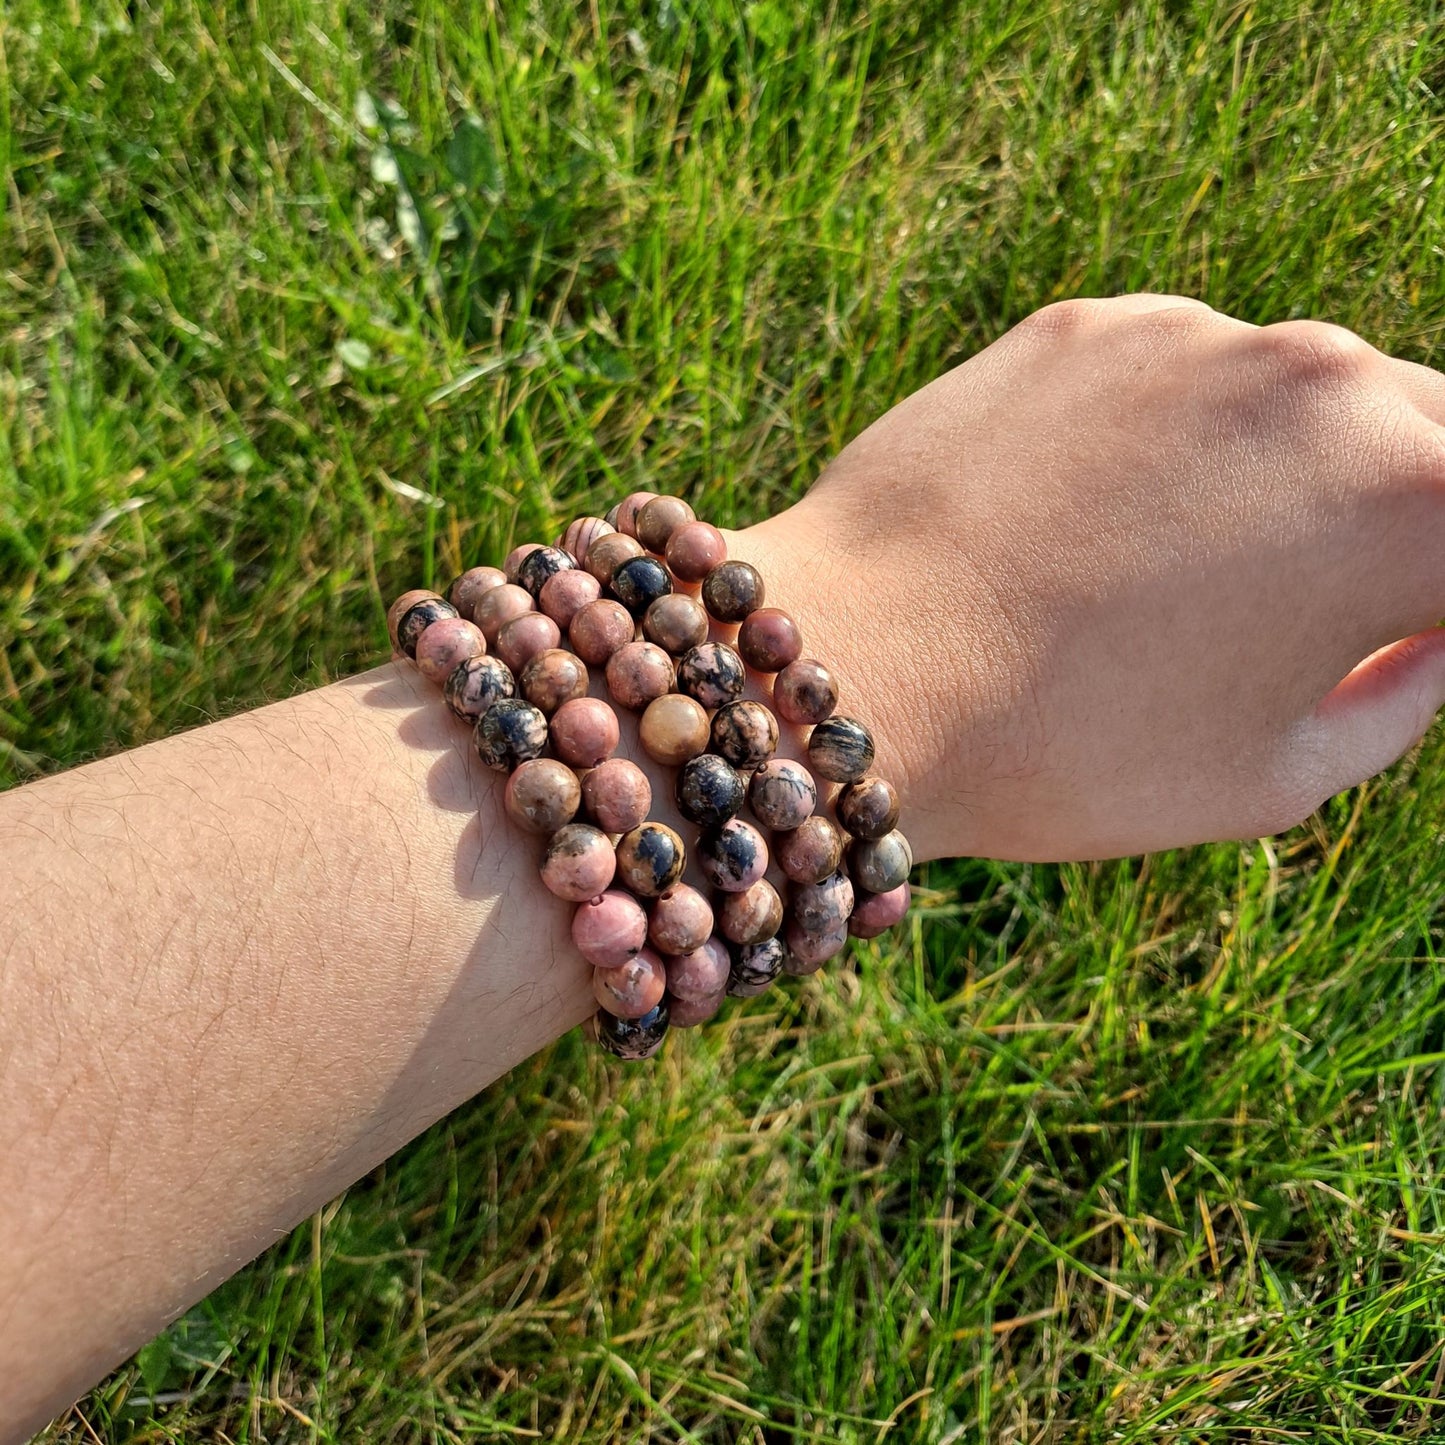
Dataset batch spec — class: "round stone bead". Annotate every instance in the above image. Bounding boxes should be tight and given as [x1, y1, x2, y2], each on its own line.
[415, 616, 486, 685]
[663, 934, 730, 1002]
[595, 998, 669, 1060]
[473, 583, 535, 645]
[807, 715, 875, 784]
[642, 593, 709, 656]
[503, 541, 543, 583]
[568, 598, 636, 666]
[584, 531, 645, 587]
[539, 567, 602, 630]
[448, 566, 508, 622]
[675, 753, 746, 829]
[397, 597, 459, 659]
[388, 588, 441, 650]
[516, 545, 575, 602]
[572, 889, 649, 969]
[615, 821, 686, 898]
[665, 520, 727, 583]
[605, 641, 675, 712]
[849, 881, 911, 939]
[748, 758, 817, 831]
[593, 946, 668, 1019]
[676, 642, 746, 710]
[850, 830, 913, 894]
[541, 823, 617, 902]
[443, 654, 516, 724]
[495, 611, 562, 673]
[718, 879, 783, 945]
[783, 916, 849, 974]
[638, 693, 710, 767]
[697, 818, 769, 893]
[558, 515, 615, 562]
[726, 936, 786, 997]
[610, 556, 673, 618]
[710, 699, 779, 770]
[614, 490, 659, 538]
[701, 560, 764, 623]
[519, 647, 590, 715]
[666, 989, 725, 1029]
[790, 869, 855, 935]
[581, 757, 652, 833]
[648, 884, 715, 956]
[773, 657, 838, 726]
[737, 608, 802, 674]
[836, 776, 901, 840]
[475, 698, 549, 772]
[635, 495, 696, 554]
[775, 816, 846, 885]
[550, 696, 621, 769]
[504, 757, 581, 836]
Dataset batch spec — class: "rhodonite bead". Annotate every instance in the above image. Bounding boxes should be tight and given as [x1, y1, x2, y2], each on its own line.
[558, 515, 616, 562]
[610, 555, 673, 617]
[504, 758, 582, 835]
[676, 753, 746, 828]
[584, 531, 645, 587]
[605, 641, 675, 711]
[790, 869, 855, 935]
[539, 567, 602, 630]
[665, 520, 728, 582]
[648, 883, 715, 955]
[397, 597, 459, 658]
[520, 647, 590, 715]
[850, 830, 913, 894]
[475, 698, 550, 772]
[666, 990, 725, 1029]
[595, 998, 669, 1059]
[448, 566, 507, 621]
[550, 696, 621, 769]
[614, 490, 659, 538]
[726, 936, 786, 997]
[773, 657, 838, 726]
[636, 495, 696, 553]
[541, 823, 617, 902]
[719, 879, 784, 945]
[747, 758, 817, 831]
[701, 560, 764, 623]
[516, 545, 575, 602]
[783, 916, 849, 973]
[642, 593, 709, 656]
[443, 654, 516, 724]
[664, 934, 730, 1001]
[593, 946, 668, 1019]
[676, 642, 746, 709]
[710, 699, 779, 770]
[581, 757, 652, 832]
[572, 889, 649, 969]
[807, 715, 875, 783]
[697, 818, 769, 892]
[504, 541, 543, 582]
[638, 693, 710, 767]
[473, 583, 535, 645]
[836, 776, 901, 840]
[388, 589, 441, 650]
[495, 611, 562, 673]
[568, 598, 636, 665]
[415, 616, 486, 684]
[849, 881, 911, 939]
[737, 608, 803, 674]
[615, 821, 686, 897]
[775, 815, 846, 884]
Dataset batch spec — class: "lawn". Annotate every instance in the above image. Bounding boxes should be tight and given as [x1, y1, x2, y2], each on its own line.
[7, 0, 1445, 1439]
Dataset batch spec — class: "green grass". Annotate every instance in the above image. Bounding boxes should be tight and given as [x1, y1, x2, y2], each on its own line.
[8, 0, 1445, 1438]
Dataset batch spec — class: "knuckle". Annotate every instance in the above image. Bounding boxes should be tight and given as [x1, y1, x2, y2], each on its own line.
[1015, 297, 1101, 342]
[1253, 318, 1376, 389]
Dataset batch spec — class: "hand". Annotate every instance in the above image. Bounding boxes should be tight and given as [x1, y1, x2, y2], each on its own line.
[729, 294, 1445, 862]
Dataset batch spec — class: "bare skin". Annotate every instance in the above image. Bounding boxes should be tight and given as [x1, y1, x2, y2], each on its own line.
[3, 295, 1444, 1440]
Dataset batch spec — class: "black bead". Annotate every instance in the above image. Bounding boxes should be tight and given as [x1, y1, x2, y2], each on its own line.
[596, 999, 670, 1059]
[726, 936, 786, 997]
[676, 753, 746, 828]
[516, 546, 575, 601]
[397, 597, 459, 658]
[710, 699, 779, 770]
[474, 698, 549, 772]
[610, 555, 673, 617]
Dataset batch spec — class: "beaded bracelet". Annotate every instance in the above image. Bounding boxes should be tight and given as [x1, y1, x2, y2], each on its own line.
[387, 492, 912, 1061]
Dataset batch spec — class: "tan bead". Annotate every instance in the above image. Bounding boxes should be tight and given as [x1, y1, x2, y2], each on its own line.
[635, 495, 696, 553]
[568, 598, 636, 666]
[638, 693, 711, 766]
[584, 531, 645, 586]
[642, 593, 709, 656]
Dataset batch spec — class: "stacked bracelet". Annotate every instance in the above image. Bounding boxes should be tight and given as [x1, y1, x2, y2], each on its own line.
[387, 492, 912, 1062]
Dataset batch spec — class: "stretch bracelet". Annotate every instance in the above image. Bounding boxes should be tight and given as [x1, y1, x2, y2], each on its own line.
[386, 493, 912, 1061]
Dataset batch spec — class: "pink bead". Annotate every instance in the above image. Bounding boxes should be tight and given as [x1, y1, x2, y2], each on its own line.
[504, 541, 544, 582]
[667, 989, 725, 1029]
[448, 566, 508, 621]
[541, 824, 617, 903]
[572, 890, 649, 969]
[568, 598, 636, 666]
[785, 916, 849, 968]
[473, 583, 535, 645]
[593, 946, 667, 1019]
[495, 611, 562, 673]
[664, 935, 730, 1002]
[665, 521, 728, 583]
[718, 880, 783, 945]
[551, 696, 621, 768]
[614, 491, 659, 538]
[648, 884, 715, 956]
[737, 608, 803, 674]
[848, 882, 911, 939]
[558, 515, 616, 561]
[387, 588, 441, 650]
[581, 757, 652, 832]
[539, 568, 602, 630]
[605, 640, 675, 711]
[773, 658, 838, 726]
[414, 616, 486, 684]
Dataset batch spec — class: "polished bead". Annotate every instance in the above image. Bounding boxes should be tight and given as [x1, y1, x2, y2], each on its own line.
[697, 817, 769, 892]
[495, 611, 562, 673]
[503, 541, 543, 582]
[639, 693, 710, 766]
[665, 521, 727, 583]
[710, 699, 779, 770]
[397, 597, 459, 659]
[850, 830, 913, 894]
[648, 884, 715, 956]
[790, 870, 855, 935]
[581, 757, 652, 832]
[849, 882, 911, 939]
[666, 989, 725, 1029]
[610, 555, 673, 617]
[775, 816, 846, 884]
[676, 641, 746, 709]
[558, 515, 616, 562]
[605, 640, 675, 711]
[675, 753, 746, 828]
[550, 696, 621, 769]
[614, 490, 659, 538]
[807, 715, 875, 783]
[773, 657, 838, 726]
[747, 758, 817, 831]
[737, 607, 802, 674]
[539, 567, 602, 630]
[595, 998, 669, 1059]
[663, 934, 730, 1002]
[642, 593, 709, 656]
[388, 588, 441, 650]
[447, 567, 507, 622]
[519, 647, 590, 715]
[568, 598, 636, 666]
[593, 946, 668, 1019]
[475, 698, 549, 772]
[726, 936, 785, 997]
[443, 654, 516, 724]
[636, 495, 696, 553]
[541, 823, 617, 902]
[473, 583, 535, 645]
[584, 531, 645, 586]
[615, 821, 686, 898]
[718, 880, 783, 945]
[516, 545, 576, 602]
[415, 617, 486, 685]
[836, 776, 901, 840]
[784, 915, 849, 973]
[701, 560, 764, 623]
[504, 758, 582, 835]
[572, 889, 649, 969]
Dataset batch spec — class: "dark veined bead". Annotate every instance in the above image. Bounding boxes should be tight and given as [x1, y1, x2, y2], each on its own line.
[676, 753, 746, 828]
[595, 998, 670, 1060]
[474, 698, 549, 772]
[443, 654, 516, 724]
[807, 715, 875, 783]
[726, 936, 786, 997]
[397, 597, 459, 658]
[515, 545, 576, 602]
[610, 555, 674, 617]
[701, 560, 764, 623]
